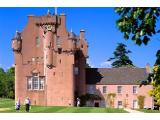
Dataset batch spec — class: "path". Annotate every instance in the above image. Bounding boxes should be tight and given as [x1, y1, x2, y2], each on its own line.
[124, 108, 144, 113]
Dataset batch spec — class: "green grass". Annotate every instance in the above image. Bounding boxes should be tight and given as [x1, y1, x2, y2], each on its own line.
[0, 98, 127, 113]
[138, 109, 160, 113]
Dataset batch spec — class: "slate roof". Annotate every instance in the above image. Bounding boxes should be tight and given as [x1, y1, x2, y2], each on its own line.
[86, 67, 148, 85]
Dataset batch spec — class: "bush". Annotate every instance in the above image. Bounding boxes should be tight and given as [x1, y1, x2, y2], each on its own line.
[137, 95, 145, 109]
[79, 93, 102, 106]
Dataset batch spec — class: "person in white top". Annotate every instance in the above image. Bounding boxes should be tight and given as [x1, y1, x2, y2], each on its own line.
[77, 97, 80, 107]
[15, 98, 20, 111]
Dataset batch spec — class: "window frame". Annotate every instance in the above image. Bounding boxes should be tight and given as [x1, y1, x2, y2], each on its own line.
[102, 86, 107, 93]
[117, 86, 122, 94]
[27, 74, 45, 91]
[133, 86, 138, 94]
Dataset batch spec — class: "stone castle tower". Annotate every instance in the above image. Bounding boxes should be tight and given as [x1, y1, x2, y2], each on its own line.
[12, 11, 88, 106]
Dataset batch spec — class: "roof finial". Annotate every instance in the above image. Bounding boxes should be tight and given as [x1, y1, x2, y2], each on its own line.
[55, 7, 57, 15]
[71, 28, 73, 33]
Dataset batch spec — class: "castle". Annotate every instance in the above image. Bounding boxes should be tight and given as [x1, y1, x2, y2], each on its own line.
[12, 11, 88, 106]
[12, 11, 153, 109]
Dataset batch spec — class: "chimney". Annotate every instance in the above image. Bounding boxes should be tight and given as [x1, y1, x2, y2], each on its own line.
[80, 29, 85, 40]
[145, 63, 151, 73]
[60, 13, 66, 27]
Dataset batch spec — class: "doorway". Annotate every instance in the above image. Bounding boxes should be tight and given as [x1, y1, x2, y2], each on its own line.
[94, 102, 99, 107]
[133, 100, 138, 109]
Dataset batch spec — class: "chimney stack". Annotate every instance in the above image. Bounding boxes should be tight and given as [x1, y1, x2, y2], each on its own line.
[80, 29, 85, 40]
[145, 63, 151, 73]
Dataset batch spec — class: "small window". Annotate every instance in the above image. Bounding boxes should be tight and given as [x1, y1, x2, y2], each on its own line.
[81, 45, 83, 48]
[118, 101, 123, 108]
[58, 48, 62, 54]
[133, 86, 138, 94]
[74, 67, 79, 75]
[56, 36, 61, 48]
[35, 37, 40, 47]
[117, 86, 122, 94]
[103, 86, 107, 93]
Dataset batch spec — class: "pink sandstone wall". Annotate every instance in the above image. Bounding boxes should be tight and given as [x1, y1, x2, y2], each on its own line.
[87, 84, 153, 109]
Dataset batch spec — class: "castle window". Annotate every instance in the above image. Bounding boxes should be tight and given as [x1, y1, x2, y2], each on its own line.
[58, 48, 62, 54]
[74, 67, 79, 75]
[27, 73, 45, 91]
[32, 75, 39, 90]
[35, 37, 40, 47]
[56, 36, 61, 48]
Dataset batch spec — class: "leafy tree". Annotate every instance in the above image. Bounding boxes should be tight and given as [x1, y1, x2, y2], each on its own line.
[108, 43, 134, 68]
[115, 7, 160, 45]
[147, 50, 160, 105]
[5, 67, 15, 99]
[0, 68, 7, 97]
[0, 67, 15, 99]
[155, 50, 160, 65]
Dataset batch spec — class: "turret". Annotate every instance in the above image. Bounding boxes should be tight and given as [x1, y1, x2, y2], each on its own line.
[45, 30, 53, 48]
[12, 31, 22, 53]
[79, 29, 88, 57]
[46, 48, 53, 68]
[68, 30, 77, 51]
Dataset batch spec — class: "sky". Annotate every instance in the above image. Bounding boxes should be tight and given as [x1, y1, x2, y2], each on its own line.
[0, 7, 160, 70]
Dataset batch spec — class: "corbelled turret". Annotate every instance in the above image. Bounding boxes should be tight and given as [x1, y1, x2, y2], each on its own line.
[12, 31, 22, 53]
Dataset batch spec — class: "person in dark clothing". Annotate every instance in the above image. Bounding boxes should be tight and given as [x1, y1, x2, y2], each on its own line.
[25, 97, 31, 112]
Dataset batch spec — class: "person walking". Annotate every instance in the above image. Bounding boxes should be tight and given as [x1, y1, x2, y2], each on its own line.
[15, 98, 21, 112]
[25, 97, 31, 112]
[76, 97, 80, 107]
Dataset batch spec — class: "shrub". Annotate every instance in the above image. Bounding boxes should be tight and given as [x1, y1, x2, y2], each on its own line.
[137, 95, 145, 109]
[79, 93, 102, 106]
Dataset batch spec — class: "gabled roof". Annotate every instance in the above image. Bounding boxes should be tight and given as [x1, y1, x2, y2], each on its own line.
[86, 67, 148, 85]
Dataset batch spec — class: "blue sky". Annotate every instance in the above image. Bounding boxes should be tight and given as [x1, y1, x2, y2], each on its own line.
[0, 7, 160, 70]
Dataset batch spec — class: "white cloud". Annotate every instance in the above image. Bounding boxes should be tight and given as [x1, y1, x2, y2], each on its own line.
[12, 64, 15, 67]
[100, 61, 112, 68]
[87, 59, 95, 68]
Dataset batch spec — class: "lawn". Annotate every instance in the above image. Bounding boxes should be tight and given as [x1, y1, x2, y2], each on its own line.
[138, 109, 160, 113]
[0, 98, 127, 113]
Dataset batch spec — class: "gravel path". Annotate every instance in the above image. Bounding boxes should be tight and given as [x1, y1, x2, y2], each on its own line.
[124, 108, 144, 113]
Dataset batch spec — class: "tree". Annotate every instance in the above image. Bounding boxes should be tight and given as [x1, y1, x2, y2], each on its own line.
[105, 93, 116, 108]
[5, 67, 15, 99]
[147, 50, 160, 105]
[137, 95, 145, 109]
[0, 68, 7, 97]
[108, 43, 134, 68]
[115, 7, 160, 45]
[0, 67, 15, 99]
